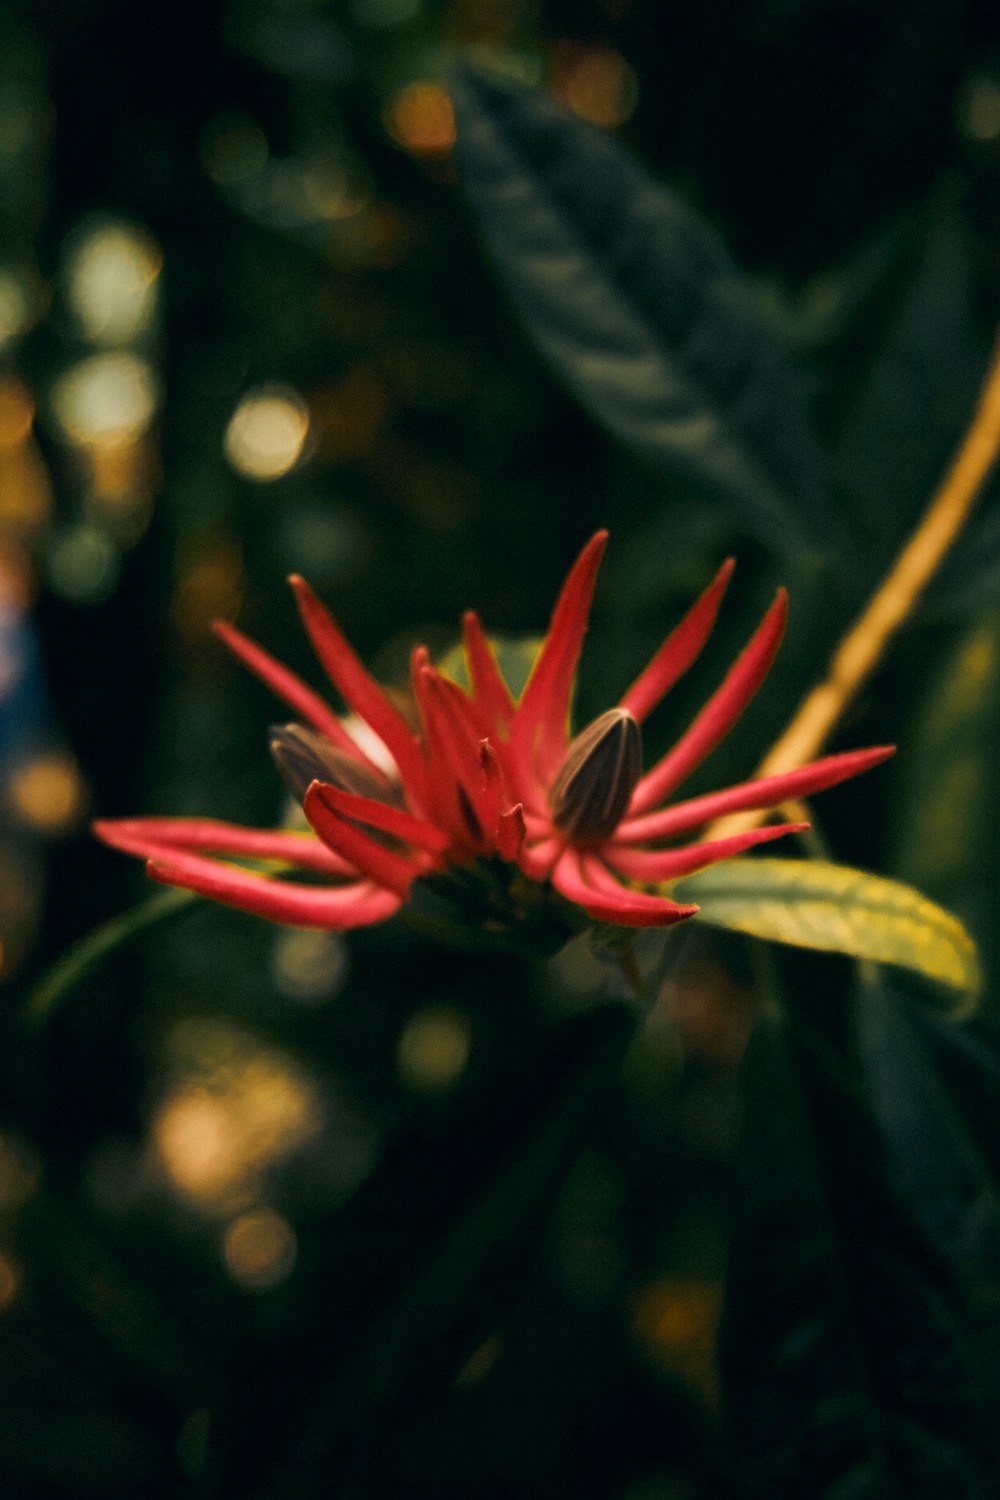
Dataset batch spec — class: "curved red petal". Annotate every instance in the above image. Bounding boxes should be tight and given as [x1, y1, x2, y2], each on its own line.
[629, 588, 788, 814]
[619, 558, 735, 723]
[94, 816, 356, 876]
[511, 531, 608, 783]
[605, 820, 807, 881]
[308, 784, 450, 855]
[303, 783, 426, 897]
[550, 848, 699, 928]
[146, 852, 401, 929]
[289, 575, 426, 798]
[618, 744, 895, 843]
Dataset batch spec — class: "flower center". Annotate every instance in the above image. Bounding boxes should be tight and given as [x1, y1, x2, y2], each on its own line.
[549, 707, 642, 843]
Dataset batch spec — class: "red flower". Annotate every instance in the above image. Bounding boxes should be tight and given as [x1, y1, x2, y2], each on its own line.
[94, 532, 893, 935]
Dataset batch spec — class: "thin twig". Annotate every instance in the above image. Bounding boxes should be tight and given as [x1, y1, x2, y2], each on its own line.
[708, 333, 1000, 840]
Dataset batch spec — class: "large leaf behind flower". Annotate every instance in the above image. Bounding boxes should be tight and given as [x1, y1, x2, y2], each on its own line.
[723, 1013, 1000, 1497]
[450, 69, 835, 562]
[674, 857, 979, 1005]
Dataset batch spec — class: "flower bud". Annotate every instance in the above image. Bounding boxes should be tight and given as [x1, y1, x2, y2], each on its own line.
[270, 724, 398, 805]
[549, 708, 642, 843]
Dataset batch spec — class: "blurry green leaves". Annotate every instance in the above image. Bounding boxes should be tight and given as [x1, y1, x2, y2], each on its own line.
[675, 858, 980, 1003]
[451, 69, 835, 563]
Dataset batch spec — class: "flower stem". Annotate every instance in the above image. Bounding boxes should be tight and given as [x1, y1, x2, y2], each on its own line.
[708, 331, 1000, 839]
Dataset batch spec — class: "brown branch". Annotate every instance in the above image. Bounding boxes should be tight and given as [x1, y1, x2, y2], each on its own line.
[707, 333, 1000, 840]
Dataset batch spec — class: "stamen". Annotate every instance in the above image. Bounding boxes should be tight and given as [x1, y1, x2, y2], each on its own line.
[549, 708, 642, 843]
[270, 724, 400, 806]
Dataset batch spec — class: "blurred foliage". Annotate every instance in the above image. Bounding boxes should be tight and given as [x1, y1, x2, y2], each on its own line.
[2, 0, 1000, 1496]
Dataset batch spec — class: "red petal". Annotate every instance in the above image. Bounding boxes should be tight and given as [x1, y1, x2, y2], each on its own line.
[289, 575, 426, 798]
[213, 620, 379, 769]
[462, 611, 515, 730]
[413, 662, 499, 851]
[93, 816, 356, 876]
[303, 782, 427, 896]
[617, 745, 895, 843]
[605, 820, 807, 881]
[146, 851, 401, 928]
[619, 558, 735, 723]
[511, 531, 608, 784]
[550, 849, 699, 928]
[496, 803, 526, 861]
[629, 589, 788, 814]
[307, 784, 450, 855]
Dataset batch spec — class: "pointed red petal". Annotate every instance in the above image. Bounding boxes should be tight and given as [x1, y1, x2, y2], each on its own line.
[629, 589, 788, 814]
[413, 663, 501, 851]
[462, 611, 515, 731]
[550, 849, 698, 928]
[511, 531, 609, 783]
[303, 782, 427, 896]
[619, 558, 735, 723]
[496, 803, 526, 861]
[289, 575, 426, 797]
[605, 820, 807, 881]
[213, 619, 375, 765]
[308, 785, 450, 855]
[617, 745, 895, 843]
[146, 851, 401, 928]
[93, 816, 356, 876]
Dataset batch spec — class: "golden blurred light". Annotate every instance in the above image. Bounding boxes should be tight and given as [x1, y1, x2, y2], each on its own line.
[632, 1279, 721, 1401]
[352, 0, 421, 25]
[0, 379, 33, 449]
[386, 81, 456, 156]
[151, 1020, 323, 1214]
[51, 352, 158, 446]
[272, 928, 348, 1003]
[396, 1006, 471, 1093]
[67, 220, 162, 346]
[961, 74, 1000, 143]
[552, 45, 639, 129]
[8, 750, 87, 833]
[223, 386, 311, 481]
[0, 1250, 21, 1313]
[223, 1208, 297, 1290]
[170, 534, 243, 642]
[201, 117, 269, 186]
[45, 521, 120, 602]
[0, 267, 33, 350]
[302, 153, 372, 222]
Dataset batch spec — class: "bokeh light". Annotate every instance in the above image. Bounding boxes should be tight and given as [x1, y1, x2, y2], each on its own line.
[223, 386, 311, 481]
[396, 1006, 471, 1093]
[45, 522, 120, 603]
[0, 1250, 22, 1313]
[7, 749, 86, 834]
[0, 267, 36, 351]
[551, 45, 639, 129]
[150, 1019, 323, 1215]
[51, 352, 158, 446]
[0, 378, 52, 538]
[385, 81, 456, 157]
[271, 928, 349, 1004]
[222, 1207, 297, 1290]
[65, 220, 162, 346]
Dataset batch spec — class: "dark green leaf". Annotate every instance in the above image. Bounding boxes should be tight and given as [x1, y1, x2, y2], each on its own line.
[722, 1012, 1000, 1498]
[451, 68, 835, 562]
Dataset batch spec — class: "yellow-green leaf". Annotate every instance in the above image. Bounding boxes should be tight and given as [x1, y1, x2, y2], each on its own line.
[673, 858, 980, 1003]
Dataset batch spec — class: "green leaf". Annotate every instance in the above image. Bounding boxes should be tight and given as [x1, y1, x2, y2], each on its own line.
[673, 858, 979, 1004]
[24, 887, 197, 1024]
[451, 68, 836, 563]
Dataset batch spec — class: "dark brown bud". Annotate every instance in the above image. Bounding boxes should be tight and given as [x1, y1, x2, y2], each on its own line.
[270, 724, 399, 806]
[549, 708, 642, 843]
